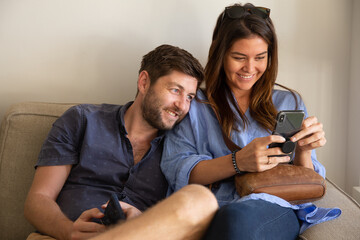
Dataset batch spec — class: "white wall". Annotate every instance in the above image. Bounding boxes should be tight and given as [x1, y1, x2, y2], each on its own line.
[0, 0, 357, 194]
[348, 0, 360, 194]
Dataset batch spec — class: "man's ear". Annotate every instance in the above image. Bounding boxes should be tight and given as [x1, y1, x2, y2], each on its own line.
[137, 70, 151, 95]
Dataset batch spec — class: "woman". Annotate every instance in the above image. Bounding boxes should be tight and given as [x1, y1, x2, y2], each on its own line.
[161, 3, 339, 240]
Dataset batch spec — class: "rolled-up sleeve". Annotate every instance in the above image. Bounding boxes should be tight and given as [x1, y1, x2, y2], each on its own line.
[275, 92, 326, 178]
[161, 115, 212, 193]
[37, 105, 85, 167]
[298, 98, 326, 178]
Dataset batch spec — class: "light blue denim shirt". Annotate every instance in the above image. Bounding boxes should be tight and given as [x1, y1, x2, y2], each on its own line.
[161, 89, 340, 233]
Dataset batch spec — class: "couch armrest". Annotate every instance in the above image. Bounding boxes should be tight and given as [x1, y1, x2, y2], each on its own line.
[299, 178, 360, 240]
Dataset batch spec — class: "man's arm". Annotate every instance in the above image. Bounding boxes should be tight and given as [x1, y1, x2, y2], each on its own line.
[24, 165, 73, 239]
[24, 165, 106, 240]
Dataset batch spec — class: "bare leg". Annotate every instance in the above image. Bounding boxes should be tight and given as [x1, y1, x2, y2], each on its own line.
[90, 184, 218, 240]
[26, 232, 56, 240]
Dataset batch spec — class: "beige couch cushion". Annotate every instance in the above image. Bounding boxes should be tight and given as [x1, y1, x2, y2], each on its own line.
[0, 102, 75, 240]
[299, 178, 360, 240]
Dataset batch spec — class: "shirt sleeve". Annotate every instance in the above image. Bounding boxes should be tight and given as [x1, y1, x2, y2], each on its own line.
[36, 105, 85, 167]
[276, 91, 326, 178]
[300, 97, 326, 178]
[161, 114, 213, 194]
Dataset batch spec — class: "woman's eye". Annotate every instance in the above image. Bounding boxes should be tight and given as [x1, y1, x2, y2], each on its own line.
[233, 57, 245, 61]
[256, 56, 266, 60]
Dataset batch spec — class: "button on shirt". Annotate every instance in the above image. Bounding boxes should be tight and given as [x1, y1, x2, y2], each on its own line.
[36, 102, 168, 222]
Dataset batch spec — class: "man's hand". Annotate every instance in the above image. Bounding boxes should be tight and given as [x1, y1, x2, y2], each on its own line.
[70, 208, 106, 240]
[120, 202, 142, 219]
[102, 201, 142, 220]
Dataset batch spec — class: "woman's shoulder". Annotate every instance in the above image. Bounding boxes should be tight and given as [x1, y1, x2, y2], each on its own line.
[272, 88, 298, 98]
[189, 89, 211, 113]
[167, 89, 222, 142]
[195, 89, 207, 101]
[184, 89, 219, 127]
[272, 89, 304, 110]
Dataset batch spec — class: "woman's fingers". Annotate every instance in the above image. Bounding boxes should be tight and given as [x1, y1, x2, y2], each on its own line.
[290, 116, 322, 142]
[238, 136, 290, 172]
[289, 116, 326, 151]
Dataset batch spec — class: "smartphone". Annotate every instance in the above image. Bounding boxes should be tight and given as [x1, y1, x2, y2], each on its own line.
[101, 193, 126, 226]
[268, 110, 305, 160]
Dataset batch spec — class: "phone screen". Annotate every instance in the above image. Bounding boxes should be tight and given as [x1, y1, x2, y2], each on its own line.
[272, 111, 304, 138]
[269, 110, 305, 159]
[101, 193, 126, 226]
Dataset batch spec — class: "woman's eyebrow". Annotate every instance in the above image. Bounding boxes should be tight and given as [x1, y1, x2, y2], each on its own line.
[230, 51, 268, 56]
[256, 51, 268, 56]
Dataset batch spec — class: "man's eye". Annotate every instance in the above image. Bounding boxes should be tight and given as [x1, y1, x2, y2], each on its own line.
[187, 95, 194, 101]
[171, 88, 180, 94]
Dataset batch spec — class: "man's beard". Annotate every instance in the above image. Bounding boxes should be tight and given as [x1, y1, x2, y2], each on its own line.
[141, 88, 181, 131]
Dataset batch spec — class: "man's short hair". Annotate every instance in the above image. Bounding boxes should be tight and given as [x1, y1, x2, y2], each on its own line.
[139, 44, 204, 88]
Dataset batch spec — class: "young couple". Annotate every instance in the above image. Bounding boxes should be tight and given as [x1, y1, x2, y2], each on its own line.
[25, 3, 336, 240]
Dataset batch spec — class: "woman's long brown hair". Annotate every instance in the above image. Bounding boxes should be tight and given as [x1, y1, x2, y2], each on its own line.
[205, 3, 299, 137]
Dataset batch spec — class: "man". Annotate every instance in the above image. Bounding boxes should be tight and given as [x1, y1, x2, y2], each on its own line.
[24, 44, 217, 240]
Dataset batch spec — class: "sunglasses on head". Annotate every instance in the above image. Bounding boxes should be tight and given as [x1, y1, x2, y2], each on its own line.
[223, 6, 270, 20]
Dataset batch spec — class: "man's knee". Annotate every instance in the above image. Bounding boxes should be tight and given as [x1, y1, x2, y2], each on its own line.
[177, 184, 218, 209]
[172, 184, 218, 225]
[27, 232, 56, 240]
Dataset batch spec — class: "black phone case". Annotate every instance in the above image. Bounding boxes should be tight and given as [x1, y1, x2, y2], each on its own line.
[101, 193, 126, 226]
[269, 110, 305, 159]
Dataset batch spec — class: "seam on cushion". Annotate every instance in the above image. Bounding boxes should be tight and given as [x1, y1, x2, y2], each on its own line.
[0, 115, 11, 175]
[0, 111, 66, 175]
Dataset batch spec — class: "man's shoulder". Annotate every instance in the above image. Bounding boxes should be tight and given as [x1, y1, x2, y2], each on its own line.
[68, 103, 126, 117]
[75, 103, 123, 111]
[58, 103, 128, 125]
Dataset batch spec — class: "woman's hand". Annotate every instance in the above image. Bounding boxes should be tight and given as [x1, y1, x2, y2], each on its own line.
[290, 116, 326, 168]
[290, 116, 326, 151]
[236, 135, 291, 172]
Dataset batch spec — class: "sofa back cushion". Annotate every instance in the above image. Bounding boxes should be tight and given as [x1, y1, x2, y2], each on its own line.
[0, 102, 75, 240]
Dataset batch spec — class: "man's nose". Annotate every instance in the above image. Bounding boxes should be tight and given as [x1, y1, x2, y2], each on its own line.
[174, 96, 188, 113]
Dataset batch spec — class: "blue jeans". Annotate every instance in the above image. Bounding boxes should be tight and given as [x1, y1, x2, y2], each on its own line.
[203, 200, 300, 240]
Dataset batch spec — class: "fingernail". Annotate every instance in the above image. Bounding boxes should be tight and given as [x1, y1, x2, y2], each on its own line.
[291, 137, 296, 142]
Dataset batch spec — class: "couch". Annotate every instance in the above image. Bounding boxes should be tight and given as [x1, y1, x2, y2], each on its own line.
[0, 102, 359, 240]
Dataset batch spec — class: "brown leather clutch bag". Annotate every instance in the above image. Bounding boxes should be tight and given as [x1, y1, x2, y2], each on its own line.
[235, 164, 326, 204]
